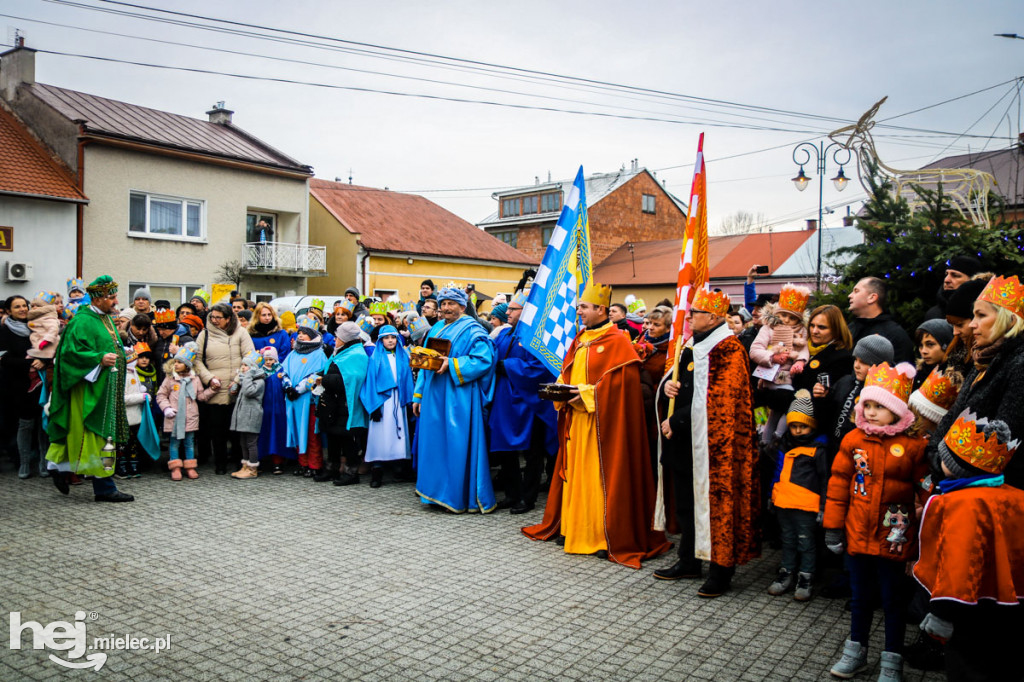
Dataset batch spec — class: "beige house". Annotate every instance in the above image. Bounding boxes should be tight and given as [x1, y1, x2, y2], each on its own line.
[0, 44, 321, 306]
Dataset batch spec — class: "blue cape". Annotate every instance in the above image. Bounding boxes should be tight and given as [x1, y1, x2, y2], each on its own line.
[361, 332, 413, 415]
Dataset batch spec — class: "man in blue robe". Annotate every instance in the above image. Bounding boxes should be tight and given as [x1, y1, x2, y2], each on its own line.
[413, 287, 496, 513]
[488, 291, 558, 514]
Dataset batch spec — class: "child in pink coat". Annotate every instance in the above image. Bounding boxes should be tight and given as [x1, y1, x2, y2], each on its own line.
[156, 344, 215, 480]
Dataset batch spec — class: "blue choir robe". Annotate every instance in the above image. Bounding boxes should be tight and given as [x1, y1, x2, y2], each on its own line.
[413, 314, 496, 513]
[258, 365, 293, 460]
[282, 347, 329, 454]
[487, 326, 559, 455]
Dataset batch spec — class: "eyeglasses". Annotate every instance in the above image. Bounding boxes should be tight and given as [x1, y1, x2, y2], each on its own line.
[208, 314, 224, 321]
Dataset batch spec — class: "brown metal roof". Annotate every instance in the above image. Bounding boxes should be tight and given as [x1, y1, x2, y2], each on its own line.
[310, 179, 537, 265]
[29, 83, 311, 174]
[919, 144, 1024, 207]
[595, 231, 812, 286]
[0, 106, 86, 203]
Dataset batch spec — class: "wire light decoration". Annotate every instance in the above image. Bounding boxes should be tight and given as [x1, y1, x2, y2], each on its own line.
[829, 96, 996, 228]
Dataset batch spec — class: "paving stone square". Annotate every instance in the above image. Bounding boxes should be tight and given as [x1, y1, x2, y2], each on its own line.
[0, 467, 944, 681]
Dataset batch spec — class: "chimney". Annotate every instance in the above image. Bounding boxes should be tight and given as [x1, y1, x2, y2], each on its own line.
[0, 43, 36, 103]
[535, 176, 540, 186]
[842, 215, 855, 227]
[806, 219, 818, 231]
[206, 101, 233, 125]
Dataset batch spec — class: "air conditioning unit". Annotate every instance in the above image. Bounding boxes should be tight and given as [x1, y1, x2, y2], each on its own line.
[6, 261, 33, 282]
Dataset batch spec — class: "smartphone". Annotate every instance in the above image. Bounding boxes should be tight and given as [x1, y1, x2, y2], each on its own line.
[817, 374, 830, 389]
[755, 265, 770, 274]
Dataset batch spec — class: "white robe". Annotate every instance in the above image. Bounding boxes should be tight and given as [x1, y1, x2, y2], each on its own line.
[365, 354, 409, 463]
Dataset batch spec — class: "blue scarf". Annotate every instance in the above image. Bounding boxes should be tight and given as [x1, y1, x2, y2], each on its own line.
[937, 473, 1004, 494]
[360, 331, 413, 415]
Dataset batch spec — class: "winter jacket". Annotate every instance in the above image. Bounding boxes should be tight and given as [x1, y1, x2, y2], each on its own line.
[123, 365, 149, 427]
[829, 375, 862, 446]
[793, 343, 854, 447]
[248, 323, 291, 362]
[824, 426, 929, 560]
[156, 372, 216, 433]
[771, 432, 831, 514]
[193, 324, 255, 405]
[230, 368, 266, 434]
[749, 322, 810, 387]
[848, 313, 914, 364]
[927, 333, 1024, 489]
[26, 305, 60, 360]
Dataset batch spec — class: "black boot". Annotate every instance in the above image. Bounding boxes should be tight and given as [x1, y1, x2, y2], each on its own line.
[697, 563, 734, 598]
[334, 469, 360, 486]
[653, 559, 703, 581]
[370, 467, 383, 488]
[52, 471, 70, 495]
[313, 467, 335, 483]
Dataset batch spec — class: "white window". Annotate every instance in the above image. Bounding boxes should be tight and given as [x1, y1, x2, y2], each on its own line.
[642, 194, 656, 214]
[129, 191, 205, 240]
[128, 282, 203, 309]
[373, 289, 398, 301]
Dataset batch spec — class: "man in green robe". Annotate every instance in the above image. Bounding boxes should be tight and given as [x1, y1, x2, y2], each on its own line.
[46, 275, 134, 502]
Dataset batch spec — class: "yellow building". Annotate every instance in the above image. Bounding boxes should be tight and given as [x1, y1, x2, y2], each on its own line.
[309, 179, 536, 307]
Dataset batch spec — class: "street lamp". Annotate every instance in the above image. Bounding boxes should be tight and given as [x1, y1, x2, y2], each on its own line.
[791, 141, 852, 291]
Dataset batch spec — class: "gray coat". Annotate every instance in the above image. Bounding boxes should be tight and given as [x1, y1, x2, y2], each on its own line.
[230, 369, 266, 434]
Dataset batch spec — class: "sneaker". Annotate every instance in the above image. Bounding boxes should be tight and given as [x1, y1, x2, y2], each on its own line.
[767, 568, 794, 596]
[878, 651, 903, 682]
[794, 572, 813, 601]
[830, 639, 867, 679]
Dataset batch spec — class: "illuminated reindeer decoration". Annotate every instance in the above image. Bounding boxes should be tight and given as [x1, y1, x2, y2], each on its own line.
[829, 97, 996, 228]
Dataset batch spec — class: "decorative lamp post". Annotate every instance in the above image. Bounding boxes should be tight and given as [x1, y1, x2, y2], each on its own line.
[791, 141, 852, 290]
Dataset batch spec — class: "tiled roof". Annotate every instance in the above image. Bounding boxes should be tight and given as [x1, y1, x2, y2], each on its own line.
[310, 179, 536, 265]
[0, 106, 86, 202]
[28, 83, 311, 174]
[477, 167, 686, 227]
[594, 231, 815, 286]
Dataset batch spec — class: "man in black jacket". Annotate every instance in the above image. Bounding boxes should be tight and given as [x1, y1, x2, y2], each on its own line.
[847, 277, 913, 364]
[922, 255, 982, 321]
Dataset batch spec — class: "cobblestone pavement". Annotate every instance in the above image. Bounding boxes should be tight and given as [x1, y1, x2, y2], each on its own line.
[1, 465, 944, 682]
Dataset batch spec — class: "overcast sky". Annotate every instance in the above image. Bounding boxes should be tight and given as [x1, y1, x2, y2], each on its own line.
[5, 0, 1023, 233]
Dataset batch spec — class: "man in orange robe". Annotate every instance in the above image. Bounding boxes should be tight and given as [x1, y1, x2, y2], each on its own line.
[522, 283, 670, 569]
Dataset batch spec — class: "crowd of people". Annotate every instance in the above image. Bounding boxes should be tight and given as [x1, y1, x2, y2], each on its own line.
[2, 260, 1022, 682]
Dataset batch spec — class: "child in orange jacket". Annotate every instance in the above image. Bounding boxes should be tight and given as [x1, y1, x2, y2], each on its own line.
[823, 362, 930, 681]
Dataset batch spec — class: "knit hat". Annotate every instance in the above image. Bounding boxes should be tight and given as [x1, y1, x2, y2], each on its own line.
[174, 344, 197, 370]
[295, 314, 320, 337]
[260, 346, 279, 362]
[336, 321, 362, 344]
[945, 278, 987, 319]
[860, 362, 916, 420]
[737, 307, 753, 323]
[181, 314, 204, 334]
[345, 286, 361, 299]
[154, 299, 171, 310]
[237, 309, 252, 322]
[490, 303, 509, 324]
[378, 324, 398, 338]
[916, 319, 953, 350]
[946, 255, 982, 277]
[939, 410, 1019, 478]
[242, 350, 264, 369]
[420, 279, 435, 292]
[908, 369, 958, 423]
[279, 311, 297, 332]
[853, 334, 894, 366]
[492, 293, 507, 306]
[786, 389, 817, 429]
[133, 287, 152, 302]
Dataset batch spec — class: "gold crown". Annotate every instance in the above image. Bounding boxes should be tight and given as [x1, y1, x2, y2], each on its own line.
[308, 298, 325, 312]
[154, 309, 176, 324]
[777, 283, 811, 317]
[916, 370, 958, 410]
[580, 282, 612, 308]
[865, 363, 913, 403]
[979, 274, 1024, 319]
[691, 287, 731, 316]
[944, 410, 1020, 475]
[368, 301, 388, 315]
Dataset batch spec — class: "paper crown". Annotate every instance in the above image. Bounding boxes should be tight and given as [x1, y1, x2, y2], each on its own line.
[357, 314, 375, 334]
[307, 298, 325, 313]
[864, 362, 914, 404]
[777, 283, 811, 317]
[369, 301, 388, 316]
[86, 275, 118, 298]
[401, 300, 415, 312]
[579, 282, 612, 307]
[408, 316, 430, 339]
[944, 410, 1020, 475]
[510, 291, 528, 308]
[153, 308, 176, 325]
[63, 300, 84, 320]
[335, 299, 355, 313]
[978, 274, 1024, 319]
[243, 350, 264, 368]
[908, 369, 958, 423]
[295, 314, 319, 333]
[191, 289, 210, 305]
[691, 287, 731, 316]
[133, 342, 152, 356]
[67, 277, 86, 295]
[174, 345, 197, 367]
[627, 298, 647, 314]
[35, 290, 59, 304]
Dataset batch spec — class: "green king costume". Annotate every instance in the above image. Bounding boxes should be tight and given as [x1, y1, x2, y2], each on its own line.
[46, 276, 130, 477]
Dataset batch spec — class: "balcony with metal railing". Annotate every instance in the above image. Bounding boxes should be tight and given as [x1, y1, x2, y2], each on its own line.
[241, 241, 327, 278]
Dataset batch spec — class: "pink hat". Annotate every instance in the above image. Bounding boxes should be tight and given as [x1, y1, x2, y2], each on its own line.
[259, 346, 279, 362]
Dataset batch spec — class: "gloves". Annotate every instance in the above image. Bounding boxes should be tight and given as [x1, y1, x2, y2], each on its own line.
[371, 408, 382, 422]
[164, 408, 177, 419]
[285, 387, 300, 401]
[824, 529, 845, 555]
[919, 613, 954, 644]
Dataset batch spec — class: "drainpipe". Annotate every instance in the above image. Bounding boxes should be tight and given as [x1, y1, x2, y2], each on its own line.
[359, 246, 371, 295]
[76, 126, 87, 277]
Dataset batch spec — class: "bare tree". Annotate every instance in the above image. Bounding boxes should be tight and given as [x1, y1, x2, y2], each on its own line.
[215, 259, 244, 290]
[714, 210, 771, 236]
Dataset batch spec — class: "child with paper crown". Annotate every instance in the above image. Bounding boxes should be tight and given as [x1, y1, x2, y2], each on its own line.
[823, 362, 931, 681]
[913, 410, 1024, 680]
[116, 343, 154, 479]
[156, 343, 215, 481]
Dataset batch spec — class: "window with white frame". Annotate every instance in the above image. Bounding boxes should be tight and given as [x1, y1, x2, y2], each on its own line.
[129, 191, 205, 240]
[128, 282, 203, 308]
[641, 194, 656, 214]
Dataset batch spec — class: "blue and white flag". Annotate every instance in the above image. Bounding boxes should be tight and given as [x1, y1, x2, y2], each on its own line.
[515, 166, 592, 377]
